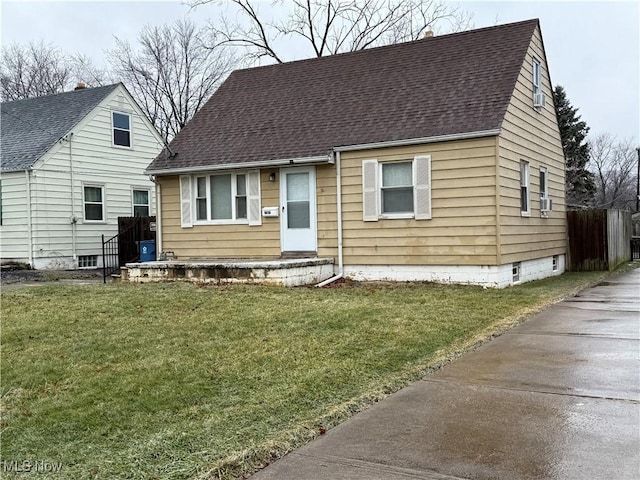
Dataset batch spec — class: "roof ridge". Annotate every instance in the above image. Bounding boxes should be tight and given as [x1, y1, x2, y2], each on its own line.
[231, 18, 539, 74]
[1, 82, 120, 106]
[148, 17, 541, 172]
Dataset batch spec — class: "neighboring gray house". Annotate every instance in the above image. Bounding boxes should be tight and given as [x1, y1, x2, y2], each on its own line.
[0, 83, 163, 269]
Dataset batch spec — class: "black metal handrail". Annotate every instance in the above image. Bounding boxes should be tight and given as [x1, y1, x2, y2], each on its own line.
[101, 219, 147, 283]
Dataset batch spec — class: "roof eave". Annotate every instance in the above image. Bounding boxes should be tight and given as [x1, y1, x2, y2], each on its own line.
[146, 154, 333, 176]
[333, 129, 502, 152]
[145, 129, 502, 175]
[0, 166, 31, 173]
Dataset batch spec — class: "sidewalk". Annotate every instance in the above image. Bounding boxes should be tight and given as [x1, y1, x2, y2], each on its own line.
[253, 269, 640, 480]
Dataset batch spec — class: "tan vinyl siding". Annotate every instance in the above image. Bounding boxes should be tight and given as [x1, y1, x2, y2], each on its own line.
[161, 164, 339, 259]
[316, 164, 338, 258]
[339, 137, 498, 266]
[498, 25, 567, 264]
[160, 172, 282, 258]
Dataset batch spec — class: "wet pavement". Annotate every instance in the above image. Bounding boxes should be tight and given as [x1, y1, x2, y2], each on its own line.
[253, 269, 640, 480]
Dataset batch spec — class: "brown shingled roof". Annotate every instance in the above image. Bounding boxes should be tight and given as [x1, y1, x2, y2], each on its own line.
[147, 19, 538, 173]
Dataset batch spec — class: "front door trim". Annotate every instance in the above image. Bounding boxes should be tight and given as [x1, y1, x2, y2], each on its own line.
[279, 166, 317, 253]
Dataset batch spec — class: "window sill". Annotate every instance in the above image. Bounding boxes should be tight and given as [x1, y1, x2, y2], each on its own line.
[194, 219, 249, 226]
[520, 211, 531, 218]
[379, 213, 414, 220]
[83, 220, 107, 224]
[112, 144, 133, 150]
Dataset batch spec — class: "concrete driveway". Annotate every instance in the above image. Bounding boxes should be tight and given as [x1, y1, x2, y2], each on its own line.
[253, 269, 640, 480]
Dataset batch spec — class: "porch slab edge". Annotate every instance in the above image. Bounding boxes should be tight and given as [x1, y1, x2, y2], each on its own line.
[125, 258, 334, 270]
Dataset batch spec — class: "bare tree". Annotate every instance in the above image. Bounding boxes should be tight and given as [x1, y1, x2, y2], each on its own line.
[589, 133, 638, 210]
[70, 54, 111, 88]
[0, 42, 111, 102]
[0, 41, 73, 101]
[108, 19, 236, 141]
[193, 0, 473, 64]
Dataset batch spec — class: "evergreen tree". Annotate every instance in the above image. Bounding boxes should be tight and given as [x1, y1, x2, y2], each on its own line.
[553, 85, 595, 207]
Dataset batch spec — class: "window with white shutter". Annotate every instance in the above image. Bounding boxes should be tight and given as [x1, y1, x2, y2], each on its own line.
[362, 159, 379, 221]
[182, 171, 259, 225]
[413, 155, 432, 220]
[247, 170, 262, 226]
[180, 175, 193, 228]
[362, 155, 432, 221]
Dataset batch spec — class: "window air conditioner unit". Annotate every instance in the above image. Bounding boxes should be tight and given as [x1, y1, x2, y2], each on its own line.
[533, 92, 546, 108]
[540, 197, 553, 211]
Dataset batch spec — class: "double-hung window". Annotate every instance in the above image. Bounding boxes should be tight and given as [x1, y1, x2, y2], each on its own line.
[539, 166, 552, 215]
[194, 173, 248, 222]
[520, 161, 530, 216]
[539, 167, 548, 200]
[132, 189, 150, 217]
[112, 112, 131, 147]
[362, 155, 431, 221]
[532, 59, 541, 95]
[84, 185, 105, 222]
[532, 58, 545, 108]
[381, 162, 414, 215]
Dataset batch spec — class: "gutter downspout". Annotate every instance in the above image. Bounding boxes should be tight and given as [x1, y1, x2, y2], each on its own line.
[151, 175, 162, 255]
[25, 170, 34, 267]
[316, 150, 344, 287]
[68, 133, 77, 266]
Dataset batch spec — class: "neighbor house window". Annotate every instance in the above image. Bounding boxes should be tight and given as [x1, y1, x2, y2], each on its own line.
[84, 185, 104, 221]
[512, 262, 521, 283]
[112, 112, 131, 147]
[381, 162, 414, 214]
[78, 255, 98, 268]
[132, 189, 150, 217]
[533, 59, 541, 95]
[194, 173, 248, 222]
[362, 156, 431, 221]
[552, 255, 559, 271]
[520, 161, 530, 216]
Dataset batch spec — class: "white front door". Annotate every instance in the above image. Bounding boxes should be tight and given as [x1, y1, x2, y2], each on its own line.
[280, 166, 317, 252]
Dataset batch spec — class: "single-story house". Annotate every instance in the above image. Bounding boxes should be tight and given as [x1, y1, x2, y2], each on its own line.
[144, 19, 566, 288]
[1, 83, 164, 269]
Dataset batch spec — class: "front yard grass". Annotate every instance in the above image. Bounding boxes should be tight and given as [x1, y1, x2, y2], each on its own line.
[1, 271, 607, 479]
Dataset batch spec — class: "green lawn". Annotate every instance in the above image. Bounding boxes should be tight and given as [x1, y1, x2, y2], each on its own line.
[1, 272, 607, 479]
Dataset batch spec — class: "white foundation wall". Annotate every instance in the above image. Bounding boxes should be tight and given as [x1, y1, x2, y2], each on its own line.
[515, 254, 565, 285]
[344, 254, 565, 288]
[32, 255, 105, 270]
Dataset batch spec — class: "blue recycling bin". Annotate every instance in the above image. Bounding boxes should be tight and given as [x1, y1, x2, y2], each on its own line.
[140, 240, 156, 262]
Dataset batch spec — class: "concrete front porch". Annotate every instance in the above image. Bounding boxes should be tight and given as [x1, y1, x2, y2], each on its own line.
[124, 257, 335, 287]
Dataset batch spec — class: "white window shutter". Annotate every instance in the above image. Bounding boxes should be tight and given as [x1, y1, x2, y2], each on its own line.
[179, 175, 193, 228]
[413, 155, 432, 220]
[247, 170, 262, 226]
[362, 159, 379, 221]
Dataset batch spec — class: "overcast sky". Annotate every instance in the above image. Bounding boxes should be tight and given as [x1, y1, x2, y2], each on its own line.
[1, 1, 638, 142]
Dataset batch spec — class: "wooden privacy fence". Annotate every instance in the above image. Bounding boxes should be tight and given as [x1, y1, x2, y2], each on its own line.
[567, 209, 632, 271]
